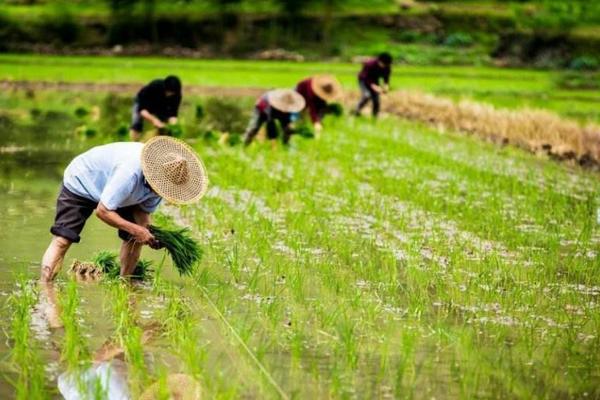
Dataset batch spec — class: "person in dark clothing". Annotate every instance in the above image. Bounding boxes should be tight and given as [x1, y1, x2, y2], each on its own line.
[354, 52, 392, 117]
[295, 75, 342, 137]
[243, 89, 305, 147]
[130, 75, 182, 141]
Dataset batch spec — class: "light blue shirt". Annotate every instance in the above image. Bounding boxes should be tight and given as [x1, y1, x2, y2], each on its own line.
[63, 142, 162, 212]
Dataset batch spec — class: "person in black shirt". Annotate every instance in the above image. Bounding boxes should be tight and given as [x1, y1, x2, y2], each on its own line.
[130, 75, 182, 141]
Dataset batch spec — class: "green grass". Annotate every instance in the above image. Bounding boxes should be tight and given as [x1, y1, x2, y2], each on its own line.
[1, 54, 598, 122]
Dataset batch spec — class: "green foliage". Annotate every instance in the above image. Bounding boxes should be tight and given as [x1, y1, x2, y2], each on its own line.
[150, 225, 203, 276]
[569, 56, 599, 71]
[444, 32, 474, 48]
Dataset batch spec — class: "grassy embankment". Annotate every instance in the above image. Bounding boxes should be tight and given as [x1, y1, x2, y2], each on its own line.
[2, 1, 600, 67]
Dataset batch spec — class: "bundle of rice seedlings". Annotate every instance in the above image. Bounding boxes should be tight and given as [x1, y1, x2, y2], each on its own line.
[74, 251, 153, 280]
[149, 225, 202, 276]
[92, 251, 120, 278]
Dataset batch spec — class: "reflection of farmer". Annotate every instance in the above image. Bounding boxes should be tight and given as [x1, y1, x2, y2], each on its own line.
[243, 89, 305, 146]
[40, 137, 208, 282]
[38, 283, 201, 400]
[295, 75, 342, 136]
[130, 76, 182, 141]
[354, 52, 393, 118]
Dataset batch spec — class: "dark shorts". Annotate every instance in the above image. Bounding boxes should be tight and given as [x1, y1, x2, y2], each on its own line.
[130, 101, 144, 132]
[50, 185, 136, 243]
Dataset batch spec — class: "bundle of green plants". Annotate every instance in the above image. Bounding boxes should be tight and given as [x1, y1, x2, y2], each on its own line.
[325, 102, 344, 117]
[158, 124, 184, 138]
[294, 123, 315, 139]
[86, 251, 153, 280]
[149, 225, 202, 276]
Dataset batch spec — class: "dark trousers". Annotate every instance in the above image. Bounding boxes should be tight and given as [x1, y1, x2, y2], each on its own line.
[355, 79, 380, 117]
[244, 108, 292, 145]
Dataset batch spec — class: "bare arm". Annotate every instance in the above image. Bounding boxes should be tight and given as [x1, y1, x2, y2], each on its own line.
[140, 109, 165, 128]
[370, 83, 383, 93]
[96, 203, 155, 244]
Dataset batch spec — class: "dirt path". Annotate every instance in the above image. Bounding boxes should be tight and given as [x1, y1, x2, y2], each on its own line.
[0, 80, 266, 97]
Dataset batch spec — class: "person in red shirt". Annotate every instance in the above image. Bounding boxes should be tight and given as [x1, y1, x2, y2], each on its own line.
[295, 75, 342, 136]
[243, 89, 306, 146]
[354, 52, 392, 118]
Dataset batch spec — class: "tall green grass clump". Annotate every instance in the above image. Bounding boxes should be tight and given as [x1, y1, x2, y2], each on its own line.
[150, 225, 203, 276]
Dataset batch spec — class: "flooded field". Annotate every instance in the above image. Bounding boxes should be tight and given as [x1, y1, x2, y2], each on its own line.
[2, 88, 600, 399]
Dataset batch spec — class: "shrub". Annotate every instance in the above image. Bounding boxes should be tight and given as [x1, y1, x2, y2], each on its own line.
[570, 56, 599, 71]
[444, 32, 474, 48]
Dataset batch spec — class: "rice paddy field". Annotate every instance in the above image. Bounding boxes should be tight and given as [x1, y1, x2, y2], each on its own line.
[1, 55, 600, 399]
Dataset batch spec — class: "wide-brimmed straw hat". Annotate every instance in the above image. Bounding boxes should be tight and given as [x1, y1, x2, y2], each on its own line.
[139, 374, 202, 400]
[311, 74, 342, 103]
[141, 136, 208, 204]
[267, 89, 306, 113]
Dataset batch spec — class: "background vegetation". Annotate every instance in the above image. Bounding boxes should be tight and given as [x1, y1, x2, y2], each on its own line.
[1, 0, 600, 68]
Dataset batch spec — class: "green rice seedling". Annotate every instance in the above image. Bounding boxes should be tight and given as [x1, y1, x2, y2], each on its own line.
[150, 225, 203, 276]
[109, 282, 149, 395]
[8, 278, 47, 399]
[59, 279, 91, 371]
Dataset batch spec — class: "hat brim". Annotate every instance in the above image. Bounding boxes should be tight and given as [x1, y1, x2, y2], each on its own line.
[311, 75, 343, 103]
[141, 136, 209, 204]
[268, 89, 306, 113]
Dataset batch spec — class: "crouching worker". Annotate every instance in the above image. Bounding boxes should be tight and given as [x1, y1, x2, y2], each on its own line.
[354, 52, 393, 118]
[130, 75, 182, 141]
[243, 89, 305, 147]
[40, 136, 208, 282]
[295, 75, 342, 137]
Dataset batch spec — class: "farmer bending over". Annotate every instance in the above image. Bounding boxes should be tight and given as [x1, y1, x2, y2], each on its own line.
[130, 75, 182, 141]
[243, 89, 305, 147]
[295, 75, 342, 137]
[354, 52, 393, 118]
[40, 137, 208, 282]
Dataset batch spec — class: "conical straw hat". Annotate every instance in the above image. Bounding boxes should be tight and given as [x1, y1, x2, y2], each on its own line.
[141, 136, 208, 204]
[139, 374, 202, 400]
[267, 89, 306, 113]
[311, 74, 342, 102]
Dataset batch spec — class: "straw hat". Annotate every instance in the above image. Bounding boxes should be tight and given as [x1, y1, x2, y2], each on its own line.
[311, 74, 342, 103]
[267, 89, 306, 113]
[141, 136, 208, 204]
[139, 374, 201, 400]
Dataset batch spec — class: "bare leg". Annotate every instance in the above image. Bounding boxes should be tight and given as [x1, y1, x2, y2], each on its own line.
[119, 207, 149, 277]
[41, 236, 72, 282]
[38, 281, 63, 329]
[120, 239, 142, 277]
